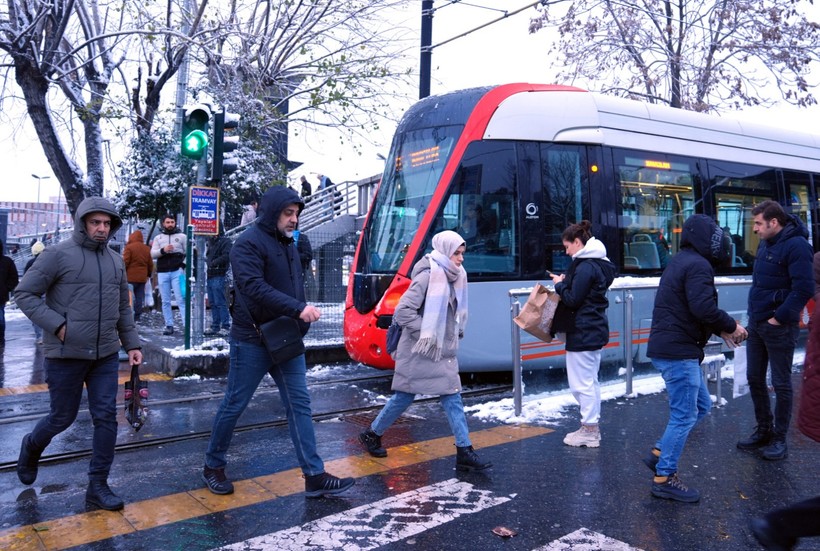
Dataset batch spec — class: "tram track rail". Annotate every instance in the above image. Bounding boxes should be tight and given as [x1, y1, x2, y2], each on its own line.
[0, 382, 512, 471]
[0, 371, 395, 426]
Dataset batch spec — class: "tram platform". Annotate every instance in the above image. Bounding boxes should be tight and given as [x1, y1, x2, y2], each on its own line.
[0, 314, 819, 550]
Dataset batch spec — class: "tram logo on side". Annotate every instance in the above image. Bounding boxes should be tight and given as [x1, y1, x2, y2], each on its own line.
[525, 203, 538, 219]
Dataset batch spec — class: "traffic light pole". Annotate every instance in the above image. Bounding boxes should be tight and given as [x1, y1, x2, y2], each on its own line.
[184, 156, 208, 349]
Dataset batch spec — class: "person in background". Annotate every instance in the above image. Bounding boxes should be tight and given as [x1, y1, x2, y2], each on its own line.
[549, 220, 617, 448]
[295, 230, 314, 300]
[205, 231, 232, 335]
[0, 239, 20, 344]
[737, 200, 813, 461]
[24, 241, 45, 343]
[201, 186, 354, 498]
[14, 197, 142, 511]
[123, 230, 152, 323]
[300, 175, 312, 201]
[644, 215, 747, 503]
[749, 251, 820, 548]
[359, 231, 492, 472]
[150, 214, 187, 336]
[239, 197, 258, 227]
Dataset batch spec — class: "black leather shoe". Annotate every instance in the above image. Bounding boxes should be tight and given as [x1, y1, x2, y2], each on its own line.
[162, 326, 174, 336]
[737, 425, 772, 450]
[456, 445, 492, 471]
[86, 480, 124, 511]
[17, 434, 43, 486]
[761, 438, 788, 461]
[359, 429, 387, 457]
[749, 517, 796, 550]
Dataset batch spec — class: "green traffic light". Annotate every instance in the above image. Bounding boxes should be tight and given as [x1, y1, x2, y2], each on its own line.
[182, 129, 209, 158]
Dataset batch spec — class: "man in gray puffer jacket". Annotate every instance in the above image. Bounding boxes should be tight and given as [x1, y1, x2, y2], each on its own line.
[14, 196, 142, 511]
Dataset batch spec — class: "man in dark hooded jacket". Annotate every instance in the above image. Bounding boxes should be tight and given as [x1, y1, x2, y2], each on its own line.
[14, 197, 143, 511]
[737, 200, 813, 461]
[644, 214, 747, 503]
[201, 186, 354, 498]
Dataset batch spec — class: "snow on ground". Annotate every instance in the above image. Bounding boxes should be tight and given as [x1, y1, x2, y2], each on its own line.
[464, 348, 803, 428]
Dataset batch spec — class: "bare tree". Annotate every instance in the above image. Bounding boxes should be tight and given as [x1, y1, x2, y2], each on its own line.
[1, 0, 414, 215]
[0, 0, 209, 214]
[530, 0, 820, 111]
[199, 0, 415, 148]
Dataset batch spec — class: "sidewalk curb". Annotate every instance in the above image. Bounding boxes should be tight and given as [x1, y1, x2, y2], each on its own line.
[140, 338, 350, 377]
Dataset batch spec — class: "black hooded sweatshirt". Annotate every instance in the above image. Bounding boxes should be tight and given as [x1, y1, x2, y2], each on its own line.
[647, 215, 737, 362]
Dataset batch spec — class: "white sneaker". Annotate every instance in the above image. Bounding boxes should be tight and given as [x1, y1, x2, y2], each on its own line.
[563, 425, 601, 448]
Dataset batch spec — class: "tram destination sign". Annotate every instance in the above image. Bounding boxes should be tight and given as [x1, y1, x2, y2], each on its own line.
[189, 185, 220, 236]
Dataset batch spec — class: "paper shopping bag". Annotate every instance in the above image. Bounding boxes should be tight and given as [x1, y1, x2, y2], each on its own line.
[513, 283, 560, 343]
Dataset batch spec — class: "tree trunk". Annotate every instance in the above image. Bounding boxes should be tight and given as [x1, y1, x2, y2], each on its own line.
[14, 57, 87, 216]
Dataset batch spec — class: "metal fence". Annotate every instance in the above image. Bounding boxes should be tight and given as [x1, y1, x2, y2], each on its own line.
[186, 226, 354, 350]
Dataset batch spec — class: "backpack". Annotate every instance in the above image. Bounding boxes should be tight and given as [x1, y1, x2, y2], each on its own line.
[386, 322, 402, 357]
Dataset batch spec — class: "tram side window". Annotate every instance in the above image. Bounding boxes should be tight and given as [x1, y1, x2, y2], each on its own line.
[541, 144, 590, 274]
[708, 161, 777, 271]
[616, 152, 696, 271]
[432, 141, 519, 278]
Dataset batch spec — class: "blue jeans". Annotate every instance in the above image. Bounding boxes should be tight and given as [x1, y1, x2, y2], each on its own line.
[653, 358, 711, 476]
[205, 339, 324, 475]
[157, 269, 185, 328]
[207, 275, 230, 329]
[746, 319, 798, 437]
[371, 390, 472, 447]
[30, 354, 120, 480]
[0, 303, 5, 338]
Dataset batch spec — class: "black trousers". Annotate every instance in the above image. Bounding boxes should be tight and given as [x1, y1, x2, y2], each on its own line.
[767, 496, 820, 539]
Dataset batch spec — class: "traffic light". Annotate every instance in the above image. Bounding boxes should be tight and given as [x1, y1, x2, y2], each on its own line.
[181, 105, 211, 159]
[211, 110, 241, 180]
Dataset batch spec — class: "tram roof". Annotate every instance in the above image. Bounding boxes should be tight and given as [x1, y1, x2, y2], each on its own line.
[468, 84, 820, 172]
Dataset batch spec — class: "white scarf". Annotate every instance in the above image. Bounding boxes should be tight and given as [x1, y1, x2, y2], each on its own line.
[412, 231, 468, 360]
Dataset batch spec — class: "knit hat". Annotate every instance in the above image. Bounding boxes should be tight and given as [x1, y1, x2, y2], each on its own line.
[31, 242, 45, 256]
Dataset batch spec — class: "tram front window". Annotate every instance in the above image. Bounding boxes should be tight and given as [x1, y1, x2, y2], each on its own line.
[362, 126, 462, 273]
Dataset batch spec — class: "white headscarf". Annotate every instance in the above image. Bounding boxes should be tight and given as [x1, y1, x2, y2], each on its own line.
[412, 231, 468, 360]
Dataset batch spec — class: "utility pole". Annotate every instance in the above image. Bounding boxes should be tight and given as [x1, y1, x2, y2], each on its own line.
[420, 0, 433, 99]
[419, 1, 544, 99]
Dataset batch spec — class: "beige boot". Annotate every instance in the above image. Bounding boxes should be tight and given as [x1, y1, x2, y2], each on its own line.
[563, 424, 601, 447]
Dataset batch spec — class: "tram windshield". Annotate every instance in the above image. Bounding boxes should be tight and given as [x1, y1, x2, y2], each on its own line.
[361, 125, 462, 273]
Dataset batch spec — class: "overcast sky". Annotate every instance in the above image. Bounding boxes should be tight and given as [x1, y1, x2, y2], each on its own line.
[2, 1, 818, 202]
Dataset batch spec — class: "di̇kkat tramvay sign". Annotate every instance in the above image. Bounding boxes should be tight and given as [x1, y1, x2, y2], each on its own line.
[188, 186, 220, 236]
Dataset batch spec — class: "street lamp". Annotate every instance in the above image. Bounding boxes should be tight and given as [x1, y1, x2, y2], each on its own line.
[31, 173, 50, 241]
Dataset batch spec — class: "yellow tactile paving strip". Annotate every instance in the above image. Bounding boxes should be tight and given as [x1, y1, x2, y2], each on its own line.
[0, 374, 172, 397]
[0, 424, 552, 550]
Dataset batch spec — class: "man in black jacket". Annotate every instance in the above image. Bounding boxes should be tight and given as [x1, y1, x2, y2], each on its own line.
[737, 200, 813, 461]
[0, 239, 19, 343]
[201, 186, 354, 498]
[644, 215, 747, 503]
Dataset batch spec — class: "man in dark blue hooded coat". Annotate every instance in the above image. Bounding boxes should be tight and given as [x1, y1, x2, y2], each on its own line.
[201, 186, 354, 498]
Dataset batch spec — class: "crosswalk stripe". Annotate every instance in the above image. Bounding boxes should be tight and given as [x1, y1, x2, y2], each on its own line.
[535, 528, 645, 550]
[0, 424, 552, 550]
[211, 478, 512, 550]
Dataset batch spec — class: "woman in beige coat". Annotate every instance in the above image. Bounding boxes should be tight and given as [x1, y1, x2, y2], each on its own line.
[359, 230, 491, 471]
